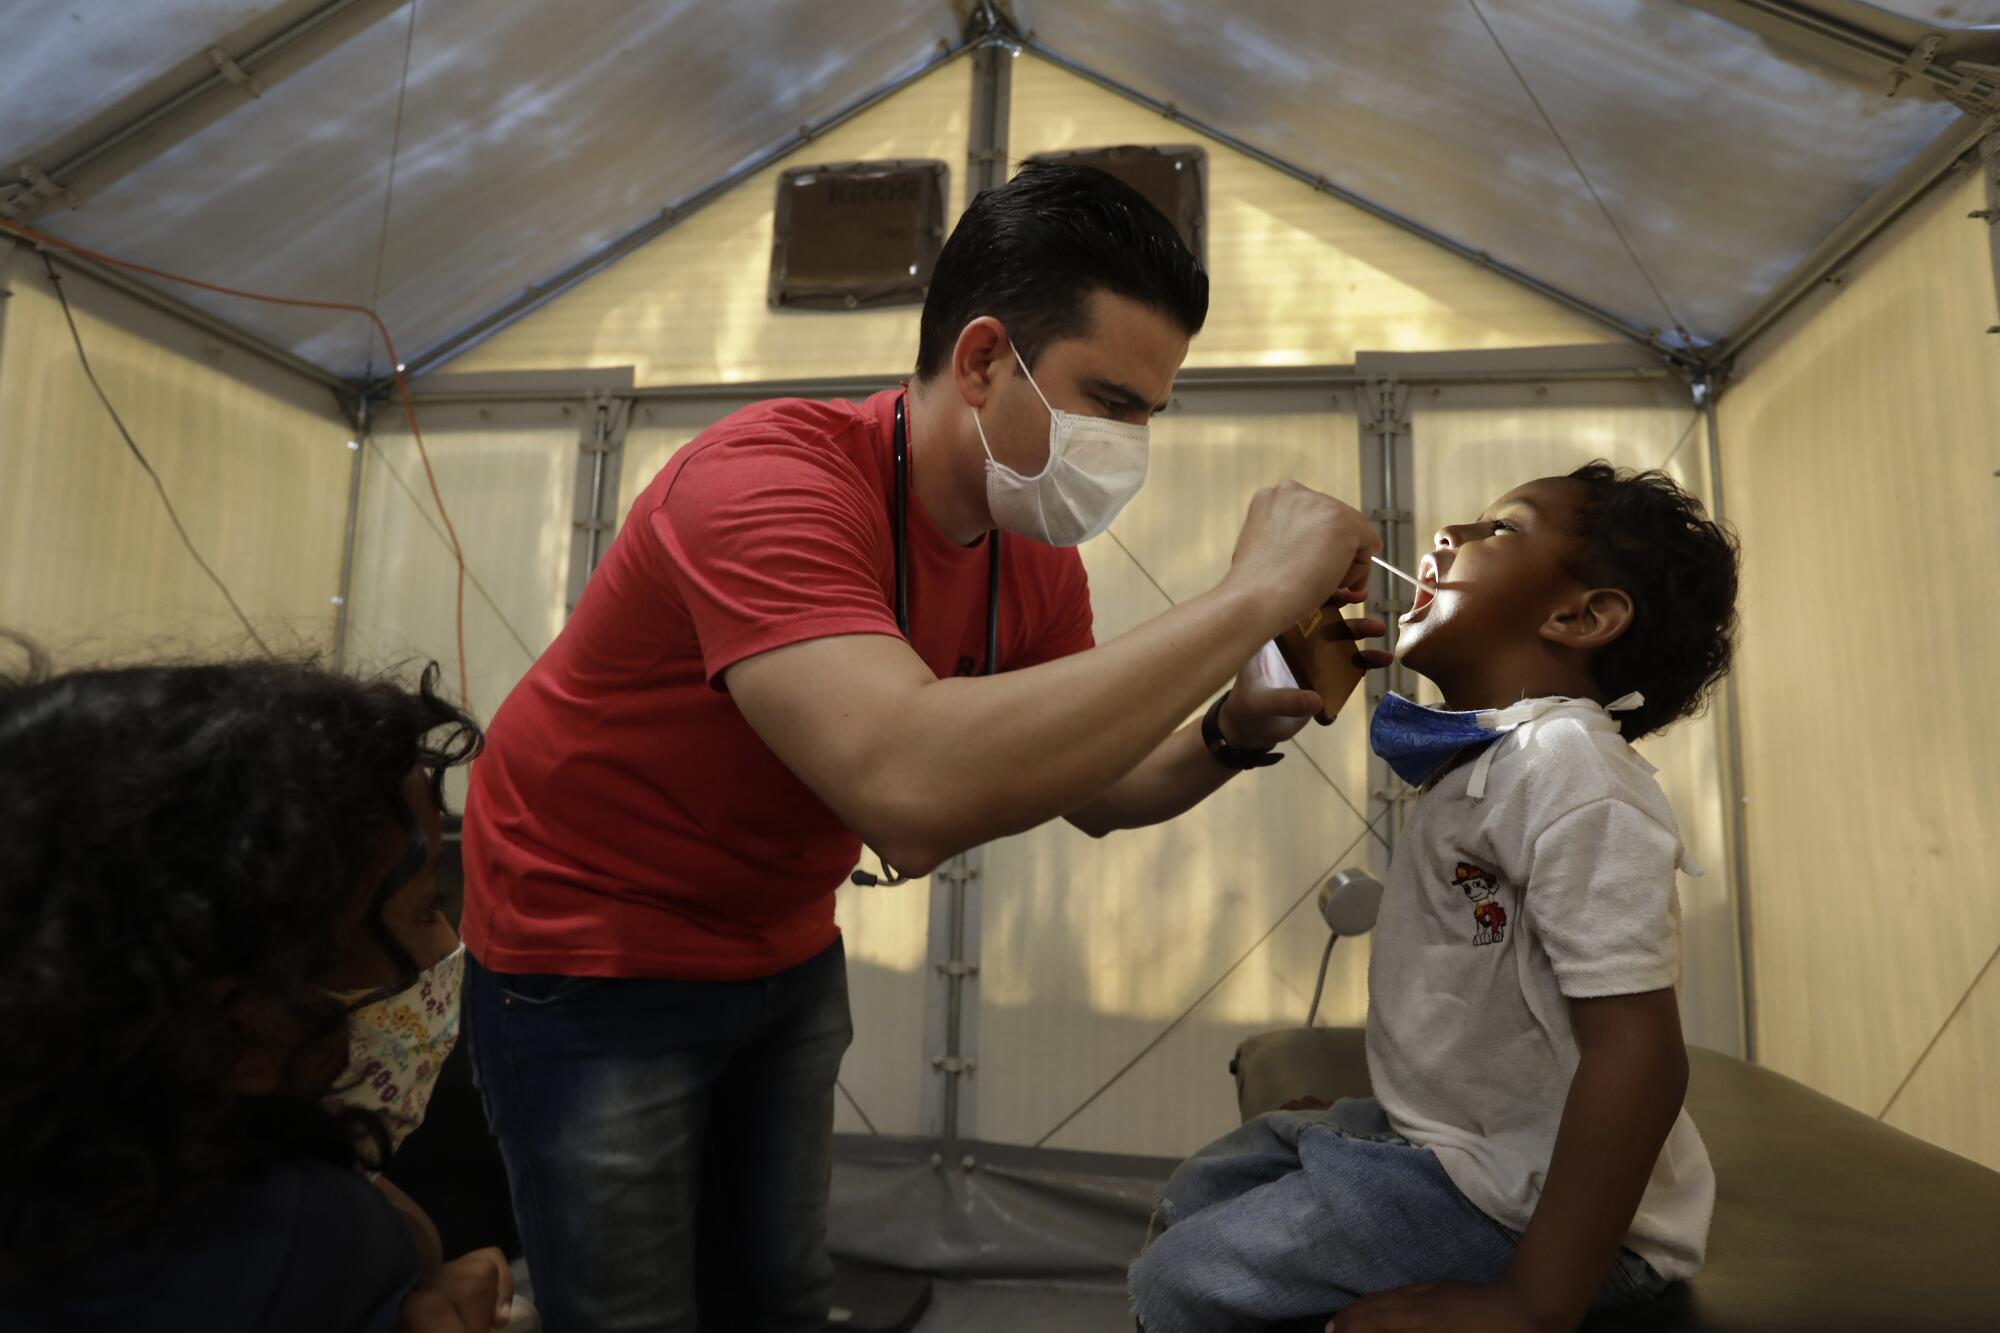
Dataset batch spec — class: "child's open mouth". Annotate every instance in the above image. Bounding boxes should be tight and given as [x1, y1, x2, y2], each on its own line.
[1401, 554, 1443, 625]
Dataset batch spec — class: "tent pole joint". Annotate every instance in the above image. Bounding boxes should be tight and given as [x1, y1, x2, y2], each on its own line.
[960, 0, 1024, 48]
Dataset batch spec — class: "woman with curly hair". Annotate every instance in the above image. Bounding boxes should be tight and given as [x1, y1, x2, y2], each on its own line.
[0, 644, 514, 1332]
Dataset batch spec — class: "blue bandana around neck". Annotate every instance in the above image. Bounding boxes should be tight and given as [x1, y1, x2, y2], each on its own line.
[1368, 692, 1509, 788]
[1369, 690, 1648, 792]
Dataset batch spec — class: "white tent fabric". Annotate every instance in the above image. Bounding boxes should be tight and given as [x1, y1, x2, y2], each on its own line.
[0, 255, 351, 656]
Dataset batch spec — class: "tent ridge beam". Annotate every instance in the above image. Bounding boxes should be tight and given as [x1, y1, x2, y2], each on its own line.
[387, 37, 982, 387]
[1010, 41, 1700, 373]
[2, 0, 411, 224]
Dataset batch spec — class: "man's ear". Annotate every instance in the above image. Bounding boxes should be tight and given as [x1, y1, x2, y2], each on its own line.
[1541, 587, 1633, 652]
[951, 316, 1011, 410]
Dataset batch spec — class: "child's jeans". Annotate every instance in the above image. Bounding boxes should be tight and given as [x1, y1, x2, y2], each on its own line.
[1128, 1097, 1667, 1333]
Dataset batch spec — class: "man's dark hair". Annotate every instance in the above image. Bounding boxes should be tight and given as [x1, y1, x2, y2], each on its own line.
[0, 642, 481, 1277]
[916, 160, 1208, 379]
[1563, 462, 1740, 740]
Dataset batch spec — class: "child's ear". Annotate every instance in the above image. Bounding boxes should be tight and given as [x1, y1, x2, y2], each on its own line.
[1540, 587, 1633, 652]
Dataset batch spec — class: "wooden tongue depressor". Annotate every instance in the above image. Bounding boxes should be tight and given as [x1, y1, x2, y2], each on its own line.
[1273, 606, 1371, 726]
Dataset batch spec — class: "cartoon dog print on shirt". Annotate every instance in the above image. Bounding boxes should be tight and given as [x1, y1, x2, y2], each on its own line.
[1451, 861, 1506, 946]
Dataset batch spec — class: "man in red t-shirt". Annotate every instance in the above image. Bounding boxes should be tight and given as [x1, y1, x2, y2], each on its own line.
[460, 163, 1384, 1331]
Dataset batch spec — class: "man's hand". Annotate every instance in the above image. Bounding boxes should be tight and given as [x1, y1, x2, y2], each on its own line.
[1218, 615, 1393, 748]
[1331, 1279, 1542, 1333]
[1227, 481, 1382, 630]
[397, 1247, 514, 1333]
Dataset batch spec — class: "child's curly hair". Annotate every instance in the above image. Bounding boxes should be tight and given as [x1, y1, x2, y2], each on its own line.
[1563, 462, 1740, 740]
[0, 641, 480, 1278]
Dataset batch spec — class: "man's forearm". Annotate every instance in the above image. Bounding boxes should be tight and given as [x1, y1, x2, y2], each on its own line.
[882, 581, 1275, 863]
[1503, 998, 1689, 1332]
[730, 578, 1286, 877]
[1065, 720, 1238, 836]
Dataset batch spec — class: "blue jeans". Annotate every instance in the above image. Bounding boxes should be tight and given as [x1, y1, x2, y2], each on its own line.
[465, 940, 853, 1333]
[1129, 1098, 1665, 1333]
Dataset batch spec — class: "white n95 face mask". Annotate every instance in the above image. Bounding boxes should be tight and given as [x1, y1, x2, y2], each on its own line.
[971, 343, 1149, 547]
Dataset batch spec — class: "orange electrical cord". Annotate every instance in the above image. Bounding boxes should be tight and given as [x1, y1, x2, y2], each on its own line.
[0, 214, 470, 705]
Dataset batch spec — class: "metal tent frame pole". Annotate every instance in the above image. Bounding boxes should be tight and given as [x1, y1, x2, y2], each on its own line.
[1701, 376, 1757, 1062]
[0, 237, 17, 376]
[1358, 376, 1415, 873]
[1984, 122, 2000, 327]
[920, 13, 1013, 1156]
[563, 391, 633, 617]
[332, 395, 369, 669]
[399, 358, 1674, 412]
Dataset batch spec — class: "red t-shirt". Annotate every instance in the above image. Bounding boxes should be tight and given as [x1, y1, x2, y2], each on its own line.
[460, 389, 1094, 980]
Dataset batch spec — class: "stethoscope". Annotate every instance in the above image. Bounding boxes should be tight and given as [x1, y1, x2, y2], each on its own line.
[850, 392, 1002, 889]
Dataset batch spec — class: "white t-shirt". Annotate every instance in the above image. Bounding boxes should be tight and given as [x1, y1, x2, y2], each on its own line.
[1365, 696, 1715, 1281]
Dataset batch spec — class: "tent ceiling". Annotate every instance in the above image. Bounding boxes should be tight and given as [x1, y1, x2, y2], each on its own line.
[4, 0, 963, 375]
[1011, 0, 1977, 347]
[3, 0, 1994, 379]
[1, 0, 280, 168]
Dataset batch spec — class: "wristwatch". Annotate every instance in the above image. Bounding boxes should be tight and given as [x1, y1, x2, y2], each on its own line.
[1201, 690, 1284, 771]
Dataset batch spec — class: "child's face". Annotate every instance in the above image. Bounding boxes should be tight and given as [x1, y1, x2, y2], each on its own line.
[317, 767, 458, 996]
[1396, 477, 1589, 682]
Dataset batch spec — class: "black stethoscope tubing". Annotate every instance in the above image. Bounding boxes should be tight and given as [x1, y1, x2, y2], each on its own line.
[854, 395, 1002, 889]
[856, 400, 1008, 888]
[893, 392, 1000, 676]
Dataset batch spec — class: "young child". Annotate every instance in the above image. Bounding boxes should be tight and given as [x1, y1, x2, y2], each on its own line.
[0, 649, 516, 1332]
[1130, 462, 1739, 1333]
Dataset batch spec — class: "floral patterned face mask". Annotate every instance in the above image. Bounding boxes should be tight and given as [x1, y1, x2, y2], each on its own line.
[325, 943, 465, 1156]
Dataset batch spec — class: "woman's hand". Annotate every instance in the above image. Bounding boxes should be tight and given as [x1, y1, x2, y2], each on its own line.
[397, 1247, 515, 1333]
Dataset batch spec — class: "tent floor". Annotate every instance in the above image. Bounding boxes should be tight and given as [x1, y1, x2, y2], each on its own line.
[508, 1260, 1135, 1332]
[915, 1278, 1132, 1332]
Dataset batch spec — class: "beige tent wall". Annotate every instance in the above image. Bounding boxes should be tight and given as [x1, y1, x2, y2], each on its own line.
[344, 400, 577, 808]
[1408, 385, 1741, 1057]
[1717, 166, 2000, 1172]
[0, 257, 352, 663]
[445, 61, 971, 386]
[976, 404, 1376, 1158]
[1006, 55, 1625, 367]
